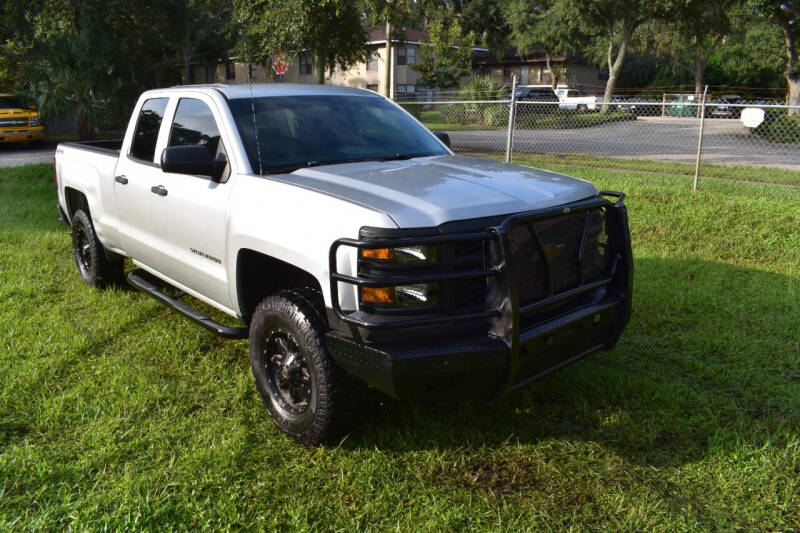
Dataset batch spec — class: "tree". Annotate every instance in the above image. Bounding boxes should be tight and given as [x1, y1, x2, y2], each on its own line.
[236, 0, 369, 84]
[503, 0, 587, 89]
[572, 0, 670, 111]
[412, 18, 476, 91]
[459, 0, 511, 55]
[748, 0, 800, 111]
[650, 0, 737, 97]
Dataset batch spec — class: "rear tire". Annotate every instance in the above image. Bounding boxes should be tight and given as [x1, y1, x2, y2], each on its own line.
[70, 209, 124, 287]
[249, 289, 358, 445]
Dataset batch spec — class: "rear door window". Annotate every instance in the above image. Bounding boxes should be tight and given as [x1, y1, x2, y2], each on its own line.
[130, 98, 169, 162]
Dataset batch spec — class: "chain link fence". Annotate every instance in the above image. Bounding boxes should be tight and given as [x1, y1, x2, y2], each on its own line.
[400, 97, 800, 172]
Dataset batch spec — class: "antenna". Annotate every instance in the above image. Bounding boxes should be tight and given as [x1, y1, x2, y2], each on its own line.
[240, 29, 264, 175]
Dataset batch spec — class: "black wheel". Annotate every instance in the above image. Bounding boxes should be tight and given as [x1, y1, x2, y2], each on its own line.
[249, 289, 357, 445]
[70, 209, 123, 287]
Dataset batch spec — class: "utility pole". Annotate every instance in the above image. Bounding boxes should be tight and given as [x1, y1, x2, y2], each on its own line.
[384, 21, 393, 99]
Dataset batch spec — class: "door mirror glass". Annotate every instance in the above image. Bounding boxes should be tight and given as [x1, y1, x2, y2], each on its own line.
[161, 145, 227, 181]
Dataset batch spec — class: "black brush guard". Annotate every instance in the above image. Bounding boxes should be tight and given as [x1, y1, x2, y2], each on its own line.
[326, 192, 633, 399]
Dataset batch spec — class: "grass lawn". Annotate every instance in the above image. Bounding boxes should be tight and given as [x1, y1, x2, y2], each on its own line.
[1, 163, 799, 530]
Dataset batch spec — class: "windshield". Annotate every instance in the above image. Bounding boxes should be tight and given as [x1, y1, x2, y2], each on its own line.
[228, 94, 449, 174]
[0, 96, 25, 110]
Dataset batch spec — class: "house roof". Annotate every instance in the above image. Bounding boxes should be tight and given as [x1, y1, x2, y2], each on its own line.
[473, 48, 589, 66]
[365, 26, 488, 51]
[365, 26, 431, 45]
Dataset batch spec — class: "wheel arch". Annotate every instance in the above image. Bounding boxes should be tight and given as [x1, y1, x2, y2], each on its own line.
[64, 186, 90, 219]
[235, 248, 324, 325]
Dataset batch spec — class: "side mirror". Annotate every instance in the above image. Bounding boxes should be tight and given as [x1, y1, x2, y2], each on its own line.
[161, 145, 226, 181]
[433, 131, 451, 148]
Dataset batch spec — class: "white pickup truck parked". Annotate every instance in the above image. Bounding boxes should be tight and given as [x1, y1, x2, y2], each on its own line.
[554, 88, 601, 111]
[55, 84, 633, 445]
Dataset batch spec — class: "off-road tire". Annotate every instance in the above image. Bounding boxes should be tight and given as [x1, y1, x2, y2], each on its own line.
[70, 209, 124, 287]
[249, 289, 356, 445]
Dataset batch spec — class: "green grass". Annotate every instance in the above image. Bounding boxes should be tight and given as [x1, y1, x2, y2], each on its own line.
[2, 163, 799, 530]
[498, 152, 800, 187]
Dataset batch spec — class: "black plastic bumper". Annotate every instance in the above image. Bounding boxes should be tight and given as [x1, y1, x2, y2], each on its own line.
[326, 192, 633, 400]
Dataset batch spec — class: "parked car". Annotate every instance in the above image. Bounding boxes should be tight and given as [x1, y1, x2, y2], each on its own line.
[710, 94, 744, 119]
[554, 88, 600, 111]
[612, 97, 660, 117]
[55, 84, 633, 445]
[0, 93, 44, 145]
[514, 87, 560, 116]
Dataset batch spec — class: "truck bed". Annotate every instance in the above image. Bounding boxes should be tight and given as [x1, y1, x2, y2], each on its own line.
[60, 139, 123, 156]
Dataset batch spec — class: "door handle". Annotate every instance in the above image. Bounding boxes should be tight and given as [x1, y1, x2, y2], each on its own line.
[151, 185, 168, 197]
[115, 175, 128, 185]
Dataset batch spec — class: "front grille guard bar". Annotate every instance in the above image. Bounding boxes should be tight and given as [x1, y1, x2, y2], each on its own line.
[329, 191, 628, 357]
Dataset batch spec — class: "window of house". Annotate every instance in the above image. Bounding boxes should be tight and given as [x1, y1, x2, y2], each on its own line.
[366, 52, 379, 71]
[397, 47, 416, 66]
[299, 55, 312, 75]
[366, 84, 379, 92]
[396, 84, 416, 98]
[225, 62, 235, 80]
[130, 97, 168, 163]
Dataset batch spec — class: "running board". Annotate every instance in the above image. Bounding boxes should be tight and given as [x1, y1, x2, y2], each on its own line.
[127, 269, 248, 339]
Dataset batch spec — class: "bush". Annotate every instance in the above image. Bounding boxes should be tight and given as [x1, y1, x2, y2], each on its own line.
[458, 77, 510, 101]
[399, 102, 423, 120]
[753, 110, 800, 144]
[483, 105, 508, 127]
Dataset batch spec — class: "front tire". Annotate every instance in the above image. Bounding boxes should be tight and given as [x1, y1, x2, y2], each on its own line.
[249, 290, 356, 445]
[70, 209, 123, 287]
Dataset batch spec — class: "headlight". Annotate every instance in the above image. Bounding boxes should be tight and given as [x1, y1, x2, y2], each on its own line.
[30, 116, 41, 126]
[361, 245, 438, 264]
[362, 283, 439, 307]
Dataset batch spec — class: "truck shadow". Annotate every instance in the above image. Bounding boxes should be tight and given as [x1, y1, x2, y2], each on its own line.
[338, 257, 800, 469]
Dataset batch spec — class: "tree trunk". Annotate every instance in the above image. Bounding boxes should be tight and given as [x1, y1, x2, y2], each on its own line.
[600, 25, 633, 114]
[695, 53, 705, 118]
[183, 47, 192, 85]
[385, 20, 393, 98]
[780, 21, 800, 114]
[545, 54, 557, 90]
[315, 50, 325, 84]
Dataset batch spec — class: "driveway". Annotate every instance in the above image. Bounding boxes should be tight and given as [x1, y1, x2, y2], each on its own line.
[447, 117, 800, 170]
[0, 143, 56, 168]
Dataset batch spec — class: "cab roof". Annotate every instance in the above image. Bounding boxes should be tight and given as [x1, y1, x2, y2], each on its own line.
[167, 83, 379, 100]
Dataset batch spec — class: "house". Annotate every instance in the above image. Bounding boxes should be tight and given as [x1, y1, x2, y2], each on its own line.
[472, 49, 605, 95]
[181, 26, 487, 100]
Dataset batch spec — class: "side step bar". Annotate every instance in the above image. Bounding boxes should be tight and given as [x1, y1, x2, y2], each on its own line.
[127, 269, 248, 339]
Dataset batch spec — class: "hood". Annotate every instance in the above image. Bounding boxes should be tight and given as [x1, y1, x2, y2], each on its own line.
[0, 108, 34, 116]
[275, 155, 599, 228]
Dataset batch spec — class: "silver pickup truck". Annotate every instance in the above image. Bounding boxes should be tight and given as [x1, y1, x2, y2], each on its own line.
[55, 84, 633, 445]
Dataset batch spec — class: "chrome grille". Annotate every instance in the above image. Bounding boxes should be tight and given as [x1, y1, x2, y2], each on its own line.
[0, 118, 29, 127]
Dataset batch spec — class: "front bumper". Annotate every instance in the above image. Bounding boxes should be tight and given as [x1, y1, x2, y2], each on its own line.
[327, 192, 633, 400]
[0, 126, 44, 143]
[327, 297, 624, 400]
